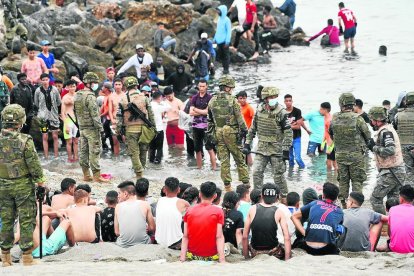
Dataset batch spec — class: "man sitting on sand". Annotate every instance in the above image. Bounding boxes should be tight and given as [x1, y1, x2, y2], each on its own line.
[340, 192, 387, 252]
[101, 190, 118, 242]
[242, 183, 292, 260]
[63, 189, 102, 243]
[180, 181, 226, 263]
[75, 184, 97, 205]
[51, 178, 76, 210]
[115, 181, 155, 247]
[292, 182, 344, 255]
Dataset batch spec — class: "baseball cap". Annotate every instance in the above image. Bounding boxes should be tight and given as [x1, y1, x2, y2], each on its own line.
[150, 81, 158, 87]
[40, 40, 51, 46]
[103, 82, 114, 92]
[141, 85, 151, 92]
[261, 183, 280, 198]
[201, 32, 208, 39]
[136, 44, 144, 50]
[106, 67, 115, 73]
[186, 88, 198, 96]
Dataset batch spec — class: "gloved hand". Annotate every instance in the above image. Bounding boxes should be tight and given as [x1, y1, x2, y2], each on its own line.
[282, 150, 290, 161]
[339, 26, 344, 35]
[242, 144, 251, 155]
[367, 138, 376, 151]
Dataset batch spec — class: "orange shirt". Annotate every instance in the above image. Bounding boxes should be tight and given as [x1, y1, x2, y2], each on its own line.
[241, 103, 255, 129]
[1, 75, 14, 91]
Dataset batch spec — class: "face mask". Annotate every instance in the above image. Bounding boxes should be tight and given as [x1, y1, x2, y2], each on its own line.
[91, 83, 99, 91]
[268, 98, 278, 107]
[178, 69, 184, 74]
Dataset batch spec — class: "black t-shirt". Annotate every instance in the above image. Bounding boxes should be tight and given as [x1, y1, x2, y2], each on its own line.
[360, 112, 370, 123]
[287, 107, 302, 139]
[101, 207, 117, 242]
[223, 209, 244, 247]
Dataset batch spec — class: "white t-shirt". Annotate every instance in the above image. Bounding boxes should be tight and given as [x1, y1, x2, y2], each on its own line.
[231, 0, 246, 23]
[275, 203, 296, 245]
[118, 53, 153, 78]
[151, 101, 171, 131]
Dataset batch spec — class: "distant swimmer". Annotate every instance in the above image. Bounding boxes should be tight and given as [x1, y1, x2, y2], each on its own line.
[338, 2, 358, 54]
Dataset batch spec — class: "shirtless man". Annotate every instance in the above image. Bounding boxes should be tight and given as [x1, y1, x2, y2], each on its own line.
[108, 78, 125, 155]
[63, 189, 102, 243]
[51, 178, 76, 210]
[61, 80, 79, 162]
[260, 6, 277, 54]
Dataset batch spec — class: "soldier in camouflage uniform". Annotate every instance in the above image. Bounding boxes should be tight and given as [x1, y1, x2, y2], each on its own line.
[394, 91, 414, 186]
[74, 72, 109, 183]
[207, 75, 249, 192]
[0, 104, 45, 266]
[117, 76, 155, 178]
[244, 87, 292, 194]
[367, 107, 405, 214]
[329, 93, 371, 208]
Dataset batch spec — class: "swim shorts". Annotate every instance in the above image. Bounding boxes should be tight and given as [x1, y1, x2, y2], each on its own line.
[166, 124, 185, 145]
[39, 120, 59, 133]
[344, 26, 356, 39]
[327, 148, 336, 161]
[32, 226, 67, 258]
[63, 117, 78, 140]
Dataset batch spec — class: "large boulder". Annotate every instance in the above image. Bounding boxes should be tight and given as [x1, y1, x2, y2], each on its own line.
[125, 1, 193, 34]
[269, 27, 291, 47]
[56, 41, 113, 68]
[88, 65, 107, 81]
[54, 59, 67, 80]
[289, 33, 309, 46]
[0, 41, 8, 60]
[22, 16, 53, 44]
[92, 2, 123, 20]
[61, 51, 88, 76]
[49, 46, 66, 60]
[16, 0, 41, 15]
[0, 55, 23, 72]
[90, 24, 118, 52]
[55, 25, 94, 47]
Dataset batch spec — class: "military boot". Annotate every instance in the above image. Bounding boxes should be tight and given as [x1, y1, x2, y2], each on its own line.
[224, 183, 232, 192]
[1, 250, 12, 267]
[82, 168, 93, 182]
[22, 251, 39, 266]
[93, 172, 110, 183]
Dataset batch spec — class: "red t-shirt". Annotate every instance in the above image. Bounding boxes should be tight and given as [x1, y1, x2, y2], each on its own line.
[245, 2, 257, 25]
[183, 203, 224, 257]
[338, 8, 355, 29]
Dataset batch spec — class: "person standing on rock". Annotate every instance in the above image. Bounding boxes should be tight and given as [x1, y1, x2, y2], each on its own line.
[229, 0, 246, 31]
[0, 104, 45, 267]
[278, 0, 296, 30]
[393, 91, 414, 186]
[367, 107, 405, 215]
[338, 2, 358, 54]
[260, 6, 277, 54]
[10, 73, 34, 134]
[117, 44, 153, 79]
[208, 75, 249, 192]
[117, 76, 155, 179]
[329, 93, 371, 208]
[213, 5, 232, 74]
[21, 45, 48, 86]
[153, 22, 176, 55]
[74, 72, 109, 183]
[38, 40, 59, 85]
[243, 87, 292, 195]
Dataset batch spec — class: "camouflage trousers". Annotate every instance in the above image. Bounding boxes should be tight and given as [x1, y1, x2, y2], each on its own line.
[79, 129, 101, 173]
[252, 154, 288, 194]
[0, 178, 36, 252]
[215, 128, 249, 185]
[337, 158, 367, 204]
[402, 148, 414, 186]
[125, 132, 148, 174]
[370, 167, 405, 215]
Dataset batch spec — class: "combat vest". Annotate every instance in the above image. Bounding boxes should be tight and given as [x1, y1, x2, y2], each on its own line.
[119, 90, 148, 127]
[256, 104, 284, 143]
[331, 111, 363, 154]
[209, 92, 238, 129]
[74, 89, 96, 129]
[396, 108, 414, 145]
[374, 124, 404, 169]
[0, 130, 30, 179]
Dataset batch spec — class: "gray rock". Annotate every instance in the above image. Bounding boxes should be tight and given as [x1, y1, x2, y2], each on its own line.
[0, 41, 9, 60]
[117, 19, 133, 33]
[49, 47, 66, 59]
[90, 24, 118, 52]
[230, 51, 247, 63]
[56, 41, 113, 68]
[22, 16, 53, 44]
[61, 51, 88, 77]
[270, 27, 291, 47]
[289, 33, 309, 46]
[26, 41, 42, 51]
[256, 55, 271, 64]
[17, 0, 41, 15]
[55, 25, 94, 47]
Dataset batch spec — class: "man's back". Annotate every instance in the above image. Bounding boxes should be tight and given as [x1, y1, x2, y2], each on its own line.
[250, 204, 278, 250]
[51, 194, 74, 210]
[155, 197, 183, 247]
[66, 205, 99, 242]
[389, 204, 414, 253]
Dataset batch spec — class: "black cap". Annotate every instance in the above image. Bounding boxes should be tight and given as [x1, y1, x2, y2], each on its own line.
[186, 88, 198, 96]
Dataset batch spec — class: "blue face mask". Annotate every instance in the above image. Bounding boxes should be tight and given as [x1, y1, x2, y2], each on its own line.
[268, 98, 278, 107]
[91, 83, 99, 91]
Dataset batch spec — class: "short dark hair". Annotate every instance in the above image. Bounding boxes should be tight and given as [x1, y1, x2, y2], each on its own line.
[222, 191, 240, 210]
[75, 184, 91, 193]
[165, 177, 180, 192]
[400, 185, 414, 202]
[262, 183, 280, 204]
[182, 186, 199, 203]
[69, 71, 79, 78]
[178, 183, 192, 199]
[64, 79, 77, 87]
[17, 73, 27, 81]
[198, 79, 207, 85]
[54, 79, 63, 84]
[152, 91, 163, 100]
[236, 184, 250, 199]
[339, 2, 345, 8]
[322, 182, 339, 201]
[40, 73, 49, 80]
[385, 197, 399, 211]
[136, 178, 149, 197]
[349, 191, 364, 206]
[74, 189, 89, 203]
[328, 19, 334, 25]
[284, 94, 292, 99]
[355, 99, 363, 109]
[213, 187, 222, 204]
[321, 102, 331, 111]
[264, 5, 272, 13]
[163, 86, 173, 95]
[61, 178, 76, 192]
[117, 181, 135, 189]
[157, 22, 165, 26]
[106, 190, 118, 205]
[200, 181, 217, 199]
[250, 189, 262, 204]
[114, 78, 123, 84]
[27, 45, 36, 52]
[236, 91, 247, 98]
[287, 192, 300, 206]
[382, 100, 391, 106]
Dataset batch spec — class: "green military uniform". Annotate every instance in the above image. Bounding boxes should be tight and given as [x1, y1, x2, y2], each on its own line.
[394, 91, 414, 186]
[368, 107, 405, 214]
[73, 72, 105, 181]
[330, 93, 371, 207]
[208, 75, 249, 189]
[245, 87, 292, 194]
[0, 104, 44, 266]
[117, 77, 155, 178]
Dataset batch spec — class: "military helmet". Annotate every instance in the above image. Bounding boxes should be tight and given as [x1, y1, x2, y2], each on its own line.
[261, 87, 280, 99]
[218, 75, 235, 88]
[368, 106, 387, 121]
[338, 92, 355, 107]
[123, 76, 138, 88]
[1, 104, 26, 126]
[406, 91, 414, 105]
[83, 72, 99, 84]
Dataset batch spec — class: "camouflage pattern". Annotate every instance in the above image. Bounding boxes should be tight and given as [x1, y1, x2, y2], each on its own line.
[0, 128, 44, 252]
[394, 107, 414, 185]
[338, 92, 355, 107]
[82, 72, 99, 84]
[368, 106, 388, 121]
[246, 102, 292, 193]
[260, 86, 279, 100]
[218, 75, 235, 88]
[208, 91, 249, 185]
[123, 76, 138, 89]
[405, 91, 414, 105]
[74, 89, 103, 173]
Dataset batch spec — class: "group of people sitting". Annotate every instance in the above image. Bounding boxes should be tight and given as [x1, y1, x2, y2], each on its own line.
[12, 177, 414, 262]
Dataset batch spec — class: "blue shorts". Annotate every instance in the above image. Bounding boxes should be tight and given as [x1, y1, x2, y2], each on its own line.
[32, 226, 67, 258]
[307, 141, 324, 156]
[344, 26, 356, 39]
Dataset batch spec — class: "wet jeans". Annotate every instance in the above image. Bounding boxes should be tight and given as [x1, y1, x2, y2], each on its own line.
[289, 137, 305, 168]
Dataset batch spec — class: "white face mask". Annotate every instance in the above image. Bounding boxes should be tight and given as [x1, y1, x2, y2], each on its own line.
[268, 98, 278, 107]
[91, 83, 99, 91]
